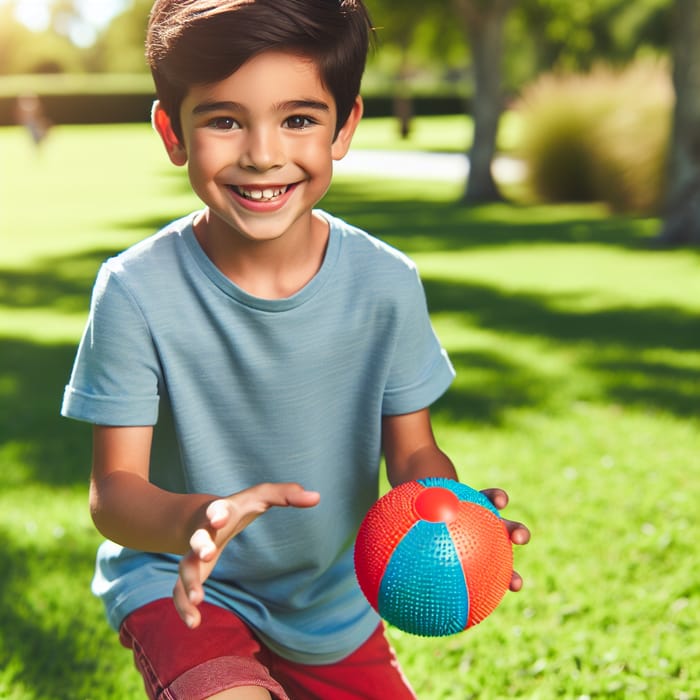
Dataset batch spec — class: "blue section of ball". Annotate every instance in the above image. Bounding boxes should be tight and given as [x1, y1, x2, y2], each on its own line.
[378, 520, 469, 636]
[418, 477, 501, 518]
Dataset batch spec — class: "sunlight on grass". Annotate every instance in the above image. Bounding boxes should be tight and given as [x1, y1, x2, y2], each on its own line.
[352, 114, 472, 152]
[1, 124, 699, 699]
[350, 111, 523, 154]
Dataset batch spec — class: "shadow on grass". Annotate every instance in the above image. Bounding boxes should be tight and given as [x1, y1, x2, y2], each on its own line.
[0, 247, 122, 312]
[0, 530, 130, 700]
[322, 180, 662, 252]
[1, 288, 696, 491]
[592, 358, 699, 417]
[423, 277, 698, 352]
[1, 338, 91, 487]
[432, 348, 551, 425]
[424, 277, 699, 421]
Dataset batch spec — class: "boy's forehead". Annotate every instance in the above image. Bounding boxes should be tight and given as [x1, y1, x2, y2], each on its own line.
[183, 50, 334, 111]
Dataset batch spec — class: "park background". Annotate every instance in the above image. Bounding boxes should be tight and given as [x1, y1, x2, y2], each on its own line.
[0, 1, 698, 698]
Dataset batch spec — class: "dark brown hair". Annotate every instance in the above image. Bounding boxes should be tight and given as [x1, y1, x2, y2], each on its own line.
[146, 0, 373, 142]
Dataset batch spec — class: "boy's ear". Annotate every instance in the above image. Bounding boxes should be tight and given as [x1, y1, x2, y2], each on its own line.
[152, 101, 187, 166]
[331, 96, 363, 161]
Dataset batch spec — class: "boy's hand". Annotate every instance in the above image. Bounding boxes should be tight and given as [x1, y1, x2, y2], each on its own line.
[173, 482, 320, 629]
[480, 487, 531, 592]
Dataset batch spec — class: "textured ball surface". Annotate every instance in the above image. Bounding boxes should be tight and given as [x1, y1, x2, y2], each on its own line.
[354, 477, 513, 637]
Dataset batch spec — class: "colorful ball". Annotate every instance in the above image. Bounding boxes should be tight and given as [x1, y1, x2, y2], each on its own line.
[354, 477, 513, 637]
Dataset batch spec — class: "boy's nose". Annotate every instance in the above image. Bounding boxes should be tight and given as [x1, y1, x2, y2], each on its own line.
[239, 127, 284, 172]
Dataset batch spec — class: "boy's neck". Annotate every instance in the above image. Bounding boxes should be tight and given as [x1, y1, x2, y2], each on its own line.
[193, 209, 330, 300]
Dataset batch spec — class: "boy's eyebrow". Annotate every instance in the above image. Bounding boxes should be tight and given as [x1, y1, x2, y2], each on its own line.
[192, 101, 244, 116]
[278, 99, 330, 113]
[192, 99, 331, 115]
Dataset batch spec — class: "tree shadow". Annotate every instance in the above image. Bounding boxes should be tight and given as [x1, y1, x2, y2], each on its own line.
[1, 337, 91, 487]
[119, 213, 183, 234]
[322, 180, 665, 253]
[423, 277, 699, 352]
[591, 358, 699, 417]
[431, 349, 550, 426]
[0, 247, 121, 313]
[0, 530, 128, 699]
[422, 277, 699, 421]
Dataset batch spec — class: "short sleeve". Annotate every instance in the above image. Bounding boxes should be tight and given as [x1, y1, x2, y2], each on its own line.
[61, 263, 161, 426]
[381, 266, 455, 415]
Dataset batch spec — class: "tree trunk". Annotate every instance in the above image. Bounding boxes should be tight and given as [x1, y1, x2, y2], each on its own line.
[454, 0, 513, 204]
[658, 0, 700, 246]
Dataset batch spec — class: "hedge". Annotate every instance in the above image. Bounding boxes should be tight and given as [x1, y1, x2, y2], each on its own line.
[0, 77, 469, 126]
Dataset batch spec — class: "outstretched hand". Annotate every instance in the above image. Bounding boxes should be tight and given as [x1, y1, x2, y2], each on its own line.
[174, 482, 320, 629]
[480, 487, 531, 592]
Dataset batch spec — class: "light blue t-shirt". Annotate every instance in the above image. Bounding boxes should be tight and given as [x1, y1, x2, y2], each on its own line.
[61, 211, 455, 664]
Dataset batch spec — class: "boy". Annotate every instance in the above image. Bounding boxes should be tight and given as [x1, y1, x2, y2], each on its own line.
[61, 1, 530, 698]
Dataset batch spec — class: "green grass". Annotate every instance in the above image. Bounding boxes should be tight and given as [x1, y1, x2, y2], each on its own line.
[349, 111, 522, 154]
[0, 73, 156, 98]
[1, 121, 699, 699]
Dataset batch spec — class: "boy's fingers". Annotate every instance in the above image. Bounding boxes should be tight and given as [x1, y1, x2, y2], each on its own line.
[179, 552, 205, 600]
[190, 528, 216, 560]
[509, 570, 524, 592]
[245, 482, 321, 509]
[172, 484, 321, 631]
[206, 499, 230, 528]
[480, 489, 531, 545]
[504, 519, 531, 545]
[228, 484, 320, 525]
[481, 489, 530, 592]
[173, 573, 202, 629]
[283, 487, 321, 508]
[481, 487, 508, 510]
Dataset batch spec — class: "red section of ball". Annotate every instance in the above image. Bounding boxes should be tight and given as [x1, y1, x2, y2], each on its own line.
[414, 487, 460, 523]
[354, 480, 426, 609]
[447, 502, 513, 627]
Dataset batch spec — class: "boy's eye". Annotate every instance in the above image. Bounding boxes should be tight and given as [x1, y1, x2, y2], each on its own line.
[208, 116, 238, 130]
[285, 115, 314, 130]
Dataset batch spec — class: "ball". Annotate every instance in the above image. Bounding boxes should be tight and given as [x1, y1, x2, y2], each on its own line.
[354, 477, 513, 637]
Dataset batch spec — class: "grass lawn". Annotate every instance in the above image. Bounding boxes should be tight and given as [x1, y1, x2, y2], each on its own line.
[1, 119, 699, 699]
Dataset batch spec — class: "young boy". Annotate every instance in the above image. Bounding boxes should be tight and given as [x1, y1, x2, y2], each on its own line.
[62, 1, 529, 698]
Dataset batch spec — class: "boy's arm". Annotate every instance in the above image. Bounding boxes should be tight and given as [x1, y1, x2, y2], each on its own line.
[90, 425, 215, 554]
[382, 408, 458, 487]
[382, 408, 530, 591]
[90, 425, 320, 627]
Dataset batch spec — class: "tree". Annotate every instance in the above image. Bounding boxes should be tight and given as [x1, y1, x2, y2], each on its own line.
[512, 0, 672, 76]
[366, 0, 464, 137]
[88, 0, 152, 73]
[370, 0, 514, 204]
[447, 0, 673, 205]
[658, 0, 700, 246]
[0, 2, 84, 74]
[453, 0, 513, 203]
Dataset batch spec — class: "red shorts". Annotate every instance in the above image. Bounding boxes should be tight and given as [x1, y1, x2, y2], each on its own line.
[119, 598, 417, 700]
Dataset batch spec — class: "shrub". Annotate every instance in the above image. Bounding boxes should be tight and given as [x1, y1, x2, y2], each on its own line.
[515, 60, 672, 214]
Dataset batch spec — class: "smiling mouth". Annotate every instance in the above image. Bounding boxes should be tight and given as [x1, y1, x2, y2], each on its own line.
[231, 184, 291, 202]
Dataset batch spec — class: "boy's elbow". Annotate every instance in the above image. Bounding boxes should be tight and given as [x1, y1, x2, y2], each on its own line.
[88, 480, 109, 535]
[88, 475, 125, 541]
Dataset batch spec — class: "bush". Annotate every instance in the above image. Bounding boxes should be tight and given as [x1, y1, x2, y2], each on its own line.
[0, 72, 467, 126]
[0, 73, 156, 127]
[515, 60, 672, 214]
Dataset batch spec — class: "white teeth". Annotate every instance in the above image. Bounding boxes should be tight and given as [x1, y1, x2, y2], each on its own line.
[236, 186, 287, 201]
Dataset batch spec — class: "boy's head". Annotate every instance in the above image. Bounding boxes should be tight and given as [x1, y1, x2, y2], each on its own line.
[146, 0, 373, 144]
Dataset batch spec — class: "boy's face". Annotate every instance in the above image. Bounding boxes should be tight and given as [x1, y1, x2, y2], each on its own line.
[155, 50, 361, 246]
